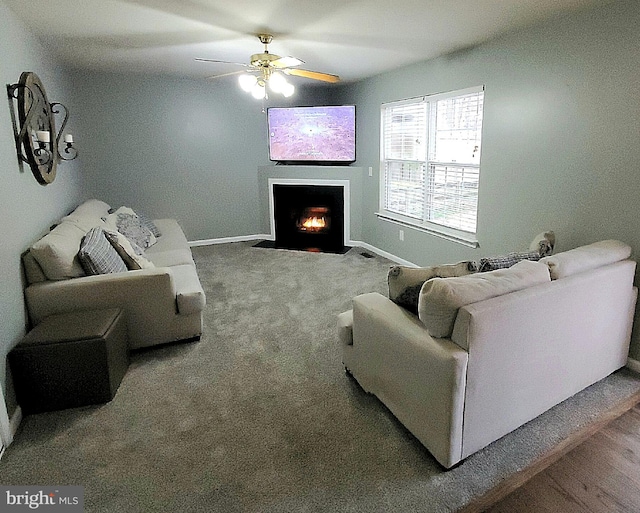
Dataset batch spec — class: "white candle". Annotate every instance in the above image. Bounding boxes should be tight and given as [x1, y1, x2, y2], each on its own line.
[36, 130, 50, 143]
[64, 134, 74, 143]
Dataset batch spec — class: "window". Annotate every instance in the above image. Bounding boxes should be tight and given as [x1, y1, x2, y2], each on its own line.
[380, 86, 484, 244]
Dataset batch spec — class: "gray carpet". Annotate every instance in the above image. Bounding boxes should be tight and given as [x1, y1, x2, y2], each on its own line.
[2, 241, 640, 512]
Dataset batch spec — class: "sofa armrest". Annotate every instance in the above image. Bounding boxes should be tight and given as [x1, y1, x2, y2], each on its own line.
[348, 292, 468, 468]
[337, 309, 354, 347]
[169, 264, 206, 315]
[25, 267, 180, 327]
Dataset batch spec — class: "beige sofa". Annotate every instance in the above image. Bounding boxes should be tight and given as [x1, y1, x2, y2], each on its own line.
[338, 240, 637, 468]
[23, 199, 205, 349]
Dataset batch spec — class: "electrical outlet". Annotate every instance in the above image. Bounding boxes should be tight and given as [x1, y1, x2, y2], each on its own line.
[368, 166, 373, 177]
[399, 229, 404, 241]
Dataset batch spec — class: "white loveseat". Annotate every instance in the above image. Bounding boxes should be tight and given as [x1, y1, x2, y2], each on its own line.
[22, 199, 206, 349]
[338, 240, 637, 468]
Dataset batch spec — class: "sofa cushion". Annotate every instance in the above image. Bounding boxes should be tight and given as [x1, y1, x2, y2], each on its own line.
[22, 250, 47, 284]
[103, 230, 155, 270]
[388, 262, 476, 314]
[146, 249, 195, 268]
[59, 201, 110, 240]
[64, 199, 111, 220]
[540, 240, 632, 280]
[78, 227, 128, 275]
[418, 260, 551, 338]
[147, 219, 189, 252]
[60, 213, 106, 235]
[30, 221, 88, 280]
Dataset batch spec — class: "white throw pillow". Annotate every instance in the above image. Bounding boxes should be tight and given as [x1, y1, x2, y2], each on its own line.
[60, 212, 106, 234]
[388, 261, 476, 314]
[418, 260, 551, 338]
[30, 221, 88, 280]
[64, 199, 111, 220]
[540, 240, 631, 280]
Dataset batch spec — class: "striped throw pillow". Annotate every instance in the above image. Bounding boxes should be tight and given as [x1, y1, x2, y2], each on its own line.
[78, 227, 127, 275]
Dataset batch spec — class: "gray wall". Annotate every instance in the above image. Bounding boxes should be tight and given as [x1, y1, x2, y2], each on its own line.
[0, 1, 85, 414]
[340, 0, 640, 359]
[3, 0, 640, 421]
[69, 71, 335, 242]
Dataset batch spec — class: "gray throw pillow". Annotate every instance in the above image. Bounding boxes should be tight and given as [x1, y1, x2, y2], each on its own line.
[114, 213, 155, 248]
[137, 212, 162, 237]
[477, 251, 541, 272]
[78, 227, 127, 275]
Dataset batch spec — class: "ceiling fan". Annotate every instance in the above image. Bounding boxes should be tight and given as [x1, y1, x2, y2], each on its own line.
[195, 34, 340, 99]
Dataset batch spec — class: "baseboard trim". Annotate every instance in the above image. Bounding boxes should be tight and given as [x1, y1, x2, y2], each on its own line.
[349, 241, 418, 267]
[627, 357, 640, 374]
[189, 234, 271, 247]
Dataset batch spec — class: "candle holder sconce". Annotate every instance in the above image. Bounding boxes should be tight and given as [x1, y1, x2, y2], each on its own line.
[6, 71, 78, 185]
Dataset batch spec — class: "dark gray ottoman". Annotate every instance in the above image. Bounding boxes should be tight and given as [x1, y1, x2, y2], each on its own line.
[9, 308, 128, 414]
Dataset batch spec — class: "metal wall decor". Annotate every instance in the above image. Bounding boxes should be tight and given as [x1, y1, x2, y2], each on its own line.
[6, 71, 78, 185]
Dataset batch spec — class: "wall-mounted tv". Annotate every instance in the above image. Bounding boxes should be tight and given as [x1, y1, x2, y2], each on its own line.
[267, 105, 356, 164]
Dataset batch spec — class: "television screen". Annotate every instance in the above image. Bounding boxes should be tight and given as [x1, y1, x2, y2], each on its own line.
[267, 105, 356, 164]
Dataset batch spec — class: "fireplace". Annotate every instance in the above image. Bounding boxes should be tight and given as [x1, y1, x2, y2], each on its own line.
[271, 182, 347, 253]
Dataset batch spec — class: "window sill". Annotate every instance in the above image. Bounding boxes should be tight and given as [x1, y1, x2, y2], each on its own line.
[375, 212, 479, 248]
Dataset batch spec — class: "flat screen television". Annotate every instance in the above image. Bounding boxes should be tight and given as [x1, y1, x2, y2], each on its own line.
[267, 105, 356, 164]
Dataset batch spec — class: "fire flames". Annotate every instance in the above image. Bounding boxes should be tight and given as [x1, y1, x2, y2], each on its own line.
[300, 216, 327, 231]
[297, 206, 330, 233]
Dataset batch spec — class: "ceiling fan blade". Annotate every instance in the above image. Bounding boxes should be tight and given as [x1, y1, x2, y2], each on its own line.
[205, 70, 252, 80]
[195, 58, 249, 67]
[271, 56, 304, 68]
[285, 68, 340, 83]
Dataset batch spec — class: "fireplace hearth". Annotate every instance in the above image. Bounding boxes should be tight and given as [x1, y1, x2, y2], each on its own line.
[270, 183, 346, 253]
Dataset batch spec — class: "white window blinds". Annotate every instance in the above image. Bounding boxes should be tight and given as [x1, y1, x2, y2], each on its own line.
[380, 87, 484, 240]
[383, 101, 427, 161]
[382, 100, 427, 220]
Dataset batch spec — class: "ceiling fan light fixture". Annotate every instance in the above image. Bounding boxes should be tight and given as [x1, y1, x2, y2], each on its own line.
[198, 34, 334, 103]
[282, 82, 295, 98]
[251, 82, 266, 100]
[238, 74, 257, 92]
[268, 72, 287, 93]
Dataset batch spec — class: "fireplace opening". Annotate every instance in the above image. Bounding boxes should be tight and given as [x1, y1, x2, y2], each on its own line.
[297, 207, 330, 233]
[272, 184, 346, 253]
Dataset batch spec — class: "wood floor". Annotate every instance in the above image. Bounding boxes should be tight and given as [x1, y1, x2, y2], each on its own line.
[485, 402, 640, 512]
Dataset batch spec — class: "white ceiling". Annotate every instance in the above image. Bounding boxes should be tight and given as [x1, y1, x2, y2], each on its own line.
[6, 0, 610, 84]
